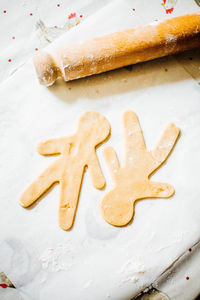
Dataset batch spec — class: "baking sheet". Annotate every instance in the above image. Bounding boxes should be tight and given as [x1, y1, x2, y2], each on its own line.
[0, 0, 200, 299]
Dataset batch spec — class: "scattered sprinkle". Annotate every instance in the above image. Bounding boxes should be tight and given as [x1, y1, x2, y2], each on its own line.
[186, 276, 190, 280]
[0, 284, 8, 289]
[76, 20, 80, 25]
[132, 8, 135, 11]
[30, 13, 33, 16]
[68, 12, 76, 19]
[166, 7, 174, 14]
[12, 36, 15, 39]
[3, 10, 6, 14]
[35, 48, 38, 51]
[54, 25, 58, 28]
[162, 0, 175, 14]
[80, 14, 83, 18]
[57, 4, 60, 7]
[8, 59, 12, 62]
[188, 248, 192, 252]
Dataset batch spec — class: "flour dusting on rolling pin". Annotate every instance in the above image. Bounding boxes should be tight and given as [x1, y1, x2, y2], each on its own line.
[34, 13, 200, 86]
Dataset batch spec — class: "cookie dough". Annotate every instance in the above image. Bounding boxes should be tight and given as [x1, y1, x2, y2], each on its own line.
[20, 111, 110, 230]
[101, 111, 180, 226]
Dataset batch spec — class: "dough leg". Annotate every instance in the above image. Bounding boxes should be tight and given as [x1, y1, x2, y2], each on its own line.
[59, 168, 84, 230]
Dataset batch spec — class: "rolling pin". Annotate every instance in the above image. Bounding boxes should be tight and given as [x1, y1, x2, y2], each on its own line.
[34, 13, 200, 86]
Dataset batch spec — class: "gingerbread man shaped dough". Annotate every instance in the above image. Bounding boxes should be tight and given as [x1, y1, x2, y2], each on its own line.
[20, 111, 110, 230]
[101, 111, 180, 227]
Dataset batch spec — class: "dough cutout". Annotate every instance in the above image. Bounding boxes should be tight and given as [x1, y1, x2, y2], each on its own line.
[20, 111, 110, 230]
[101, 111, 180, 227]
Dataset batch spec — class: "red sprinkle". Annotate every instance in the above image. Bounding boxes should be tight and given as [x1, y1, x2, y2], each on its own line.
[80, 14, 83, 18]
[0, 283, 8, 288]
[54, 25, 57, 28]
[166, 7, 174, 14]
[8, 59, 12, 62]
[30, 13, 33, 16]
[3, 10, 6, 13]
[57, 4, 60, 7]
[132, 8, 135, 11]
[35, 48, 38, 51]
[12, 36, 15, 39]
[186, 276, 190, 280]
[188, 248, 192, 252]
[68, 12, 76, 19]
[163, 0, 166, 3]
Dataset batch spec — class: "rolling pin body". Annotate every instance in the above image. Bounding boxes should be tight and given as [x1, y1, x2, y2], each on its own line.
[34, 13, 200, 86]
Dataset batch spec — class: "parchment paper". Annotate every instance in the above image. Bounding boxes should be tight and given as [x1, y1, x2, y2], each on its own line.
[0, 0, 200, 299]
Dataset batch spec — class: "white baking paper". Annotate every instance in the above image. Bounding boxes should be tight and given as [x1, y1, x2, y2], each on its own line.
[0, 0, 200, 299]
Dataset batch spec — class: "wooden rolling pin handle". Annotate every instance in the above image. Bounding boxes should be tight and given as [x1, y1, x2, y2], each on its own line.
[33, 13, 200, 86]
[33, 52, 61, 86]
